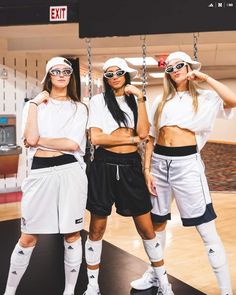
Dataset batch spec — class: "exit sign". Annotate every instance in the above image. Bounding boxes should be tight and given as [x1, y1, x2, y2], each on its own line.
[50, 6, 67, 22]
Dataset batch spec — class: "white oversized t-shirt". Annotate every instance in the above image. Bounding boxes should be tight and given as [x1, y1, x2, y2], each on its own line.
[149, 89, 234, 151]
[88, 93, 151, 134]
[22, 98, 88, 165]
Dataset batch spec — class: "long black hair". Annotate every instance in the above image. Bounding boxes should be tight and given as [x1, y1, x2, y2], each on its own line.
[103, 72, 138, 132]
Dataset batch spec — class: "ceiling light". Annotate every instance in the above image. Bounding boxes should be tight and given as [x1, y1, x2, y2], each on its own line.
[125, 57, 158, 66]
[131, 81, 148, 86]
[149, 72, 165, 78]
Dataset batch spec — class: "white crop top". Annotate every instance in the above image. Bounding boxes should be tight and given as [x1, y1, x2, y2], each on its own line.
[22, 98, 88, 165]
[149, 89, 234, 151]
[88, 93, 151, 134]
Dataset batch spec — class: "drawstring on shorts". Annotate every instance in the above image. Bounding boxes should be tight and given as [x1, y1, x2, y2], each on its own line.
[116, 165, 120, 181]
[166, 160, 172, 182]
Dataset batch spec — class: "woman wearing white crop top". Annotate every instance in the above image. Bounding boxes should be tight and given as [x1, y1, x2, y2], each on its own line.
[4, 57, 88, 295]
[83, 57, 174, 295]
[131, 51, 236, 295]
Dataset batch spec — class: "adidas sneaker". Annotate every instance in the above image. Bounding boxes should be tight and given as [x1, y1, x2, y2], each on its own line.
[130, 266, 159, 290]
[157, 283, 174, 295]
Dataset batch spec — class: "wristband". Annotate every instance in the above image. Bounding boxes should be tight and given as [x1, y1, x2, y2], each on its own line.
[130, 136, 135, 144]
[137, 95, 147, 103]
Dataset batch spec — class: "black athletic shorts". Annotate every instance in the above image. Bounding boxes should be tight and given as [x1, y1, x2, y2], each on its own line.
[87, 147, 152, 217]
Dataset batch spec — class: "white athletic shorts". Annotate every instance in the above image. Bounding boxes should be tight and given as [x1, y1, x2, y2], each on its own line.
[21, 162, 88, 234]
[150, 152, 217, 226]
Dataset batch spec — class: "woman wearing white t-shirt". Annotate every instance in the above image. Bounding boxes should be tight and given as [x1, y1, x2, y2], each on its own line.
[83, 57, 174, 295]
[131, 51, 236, 295]
[4, 57, 88, 295]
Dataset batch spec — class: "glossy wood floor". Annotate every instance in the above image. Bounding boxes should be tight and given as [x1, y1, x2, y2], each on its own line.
[0, 192, 235, 295]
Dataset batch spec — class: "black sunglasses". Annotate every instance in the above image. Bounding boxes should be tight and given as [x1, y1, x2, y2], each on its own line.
[104, 69, 126, 79]
[165, 62, 187, 74]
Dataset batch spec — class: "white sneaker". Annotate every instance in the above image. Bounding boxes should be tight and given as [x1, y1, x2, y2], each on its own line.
[83, 284, 101, 295]
[157, 284, 174, 295]
[130, 266, 159, 290]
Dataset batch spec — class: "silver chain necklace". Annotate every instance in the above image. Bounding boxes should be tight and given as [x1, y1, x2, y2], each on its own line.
[176, 91, 187, 100]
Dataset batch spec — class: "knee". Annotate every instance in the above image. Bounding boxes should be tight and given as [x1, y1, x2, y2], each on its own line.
[19, 234, 38, 247]
[89, 225, 106, 241]
[64, 231, 81, 243]
[139, 229, 155, 240]
[153, 221, 167, 232]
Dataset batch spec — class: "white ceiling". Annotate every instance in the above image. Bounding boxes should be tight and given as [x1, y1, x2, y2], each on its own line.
[1, 23, 236, 85]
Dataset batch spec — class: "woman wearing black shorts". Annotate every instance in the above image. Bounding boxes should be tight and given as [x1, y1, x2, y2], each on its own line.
[83, 57, 174, 295]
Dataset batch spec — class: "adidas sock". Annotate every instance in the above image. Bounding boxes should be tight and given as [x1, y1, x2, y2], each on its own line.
[87, 268, 99, 288]
[155, 230, 166, 250]
[151, 230, 167, 275]
[4, 242, 35, 295]
[63, 238, 82, 295]
[196, 221, 232, 294]
[153, 265, 169, 288]
[3, 286, 17, 295]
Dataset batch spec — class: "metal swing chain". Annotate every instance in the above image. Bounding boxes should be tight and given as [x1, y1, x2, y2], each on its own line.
[86, 38, 93, 100]
[193, 32, 199, 61]
[85, 38, 95, 162]
[141, 35, 147, 96]
[139, 35, 148, 165]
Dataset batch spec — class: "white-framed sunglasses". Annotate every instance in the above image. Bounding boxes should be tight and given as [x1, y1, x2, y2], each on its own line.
[49, 68, 73, 76]
[165, 62, 187, 74]
[104, 69, 126, 79]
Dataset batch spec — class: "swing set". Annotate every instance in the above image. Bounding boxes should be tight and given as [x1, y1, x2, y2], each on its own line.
[84, 32, 200, 164]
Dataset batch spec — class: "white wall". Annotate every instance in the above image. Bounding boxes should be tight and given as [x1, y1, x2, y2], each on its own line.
[0, 52, 50, 190]
[146, 79, 236, 143]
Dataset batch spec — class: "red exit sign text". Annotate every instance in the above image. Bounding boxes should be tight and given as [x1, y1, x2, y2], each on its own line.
[50, 6, 67, 22]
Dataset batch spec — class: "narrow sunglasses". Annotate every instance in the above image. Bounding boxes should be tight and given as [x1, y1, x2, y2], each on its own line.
[165, 62, 187, 74]
[104, 69, 126, 79]
[49, 68, 73, 76]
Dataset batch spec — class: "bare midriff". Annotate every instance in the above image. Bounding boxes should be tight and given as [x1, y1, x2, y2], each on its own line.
[157, 125, 196, 147]
[34, 149, 64, 157]
[105, 127, 137, 153]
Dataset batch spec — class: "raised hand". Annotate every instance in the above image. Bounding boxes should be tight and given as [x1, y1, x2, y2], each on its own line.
[187, 70, 209, 83]
[31, 91, 50, 105]
[124, 84, 143, 98]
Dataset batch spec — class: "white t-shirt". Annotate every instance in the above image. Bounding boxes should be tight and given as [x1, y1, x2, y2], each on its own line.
[22, 98, 88, 164]
[88, 93, 151, 134]
[149, 89, 234, 151]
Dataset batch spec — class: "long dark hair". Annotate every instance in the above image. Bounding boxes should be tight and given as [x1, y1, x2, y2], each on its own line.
[103, 72, 138, 131]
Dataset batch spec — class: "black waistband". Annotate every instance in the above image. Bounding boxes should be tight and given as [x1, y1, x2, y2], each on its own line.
[94, 147, 141, 165]
[31, 154, 77, 169]
[154, 144, 197, 156]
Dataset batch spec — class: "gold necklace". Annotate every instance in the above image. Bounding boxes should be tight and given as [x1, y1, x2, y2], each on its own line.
[50, 95, 69, 101]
